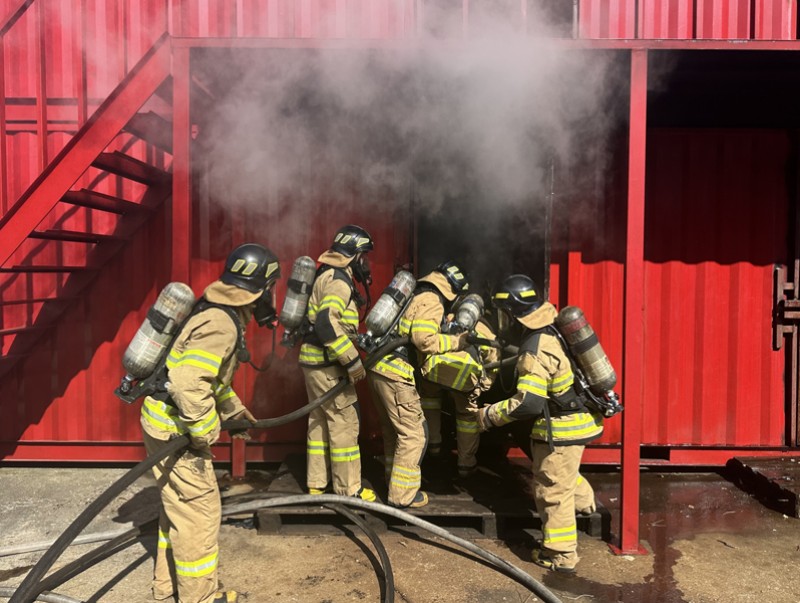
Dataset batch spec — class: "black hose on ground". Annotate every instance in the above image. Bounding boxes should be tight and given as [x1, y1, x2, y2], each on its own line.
[10, 337, 410, 603]
[224, 495, 563, 603]
[0, 587, 83, 603]
[323, 504, 395, 603]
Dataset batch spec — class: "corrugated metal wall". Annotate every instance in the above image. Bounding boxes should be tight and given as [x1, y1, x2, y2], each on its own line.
[0, 1, 796, 461]
[561, 129, 788, 449]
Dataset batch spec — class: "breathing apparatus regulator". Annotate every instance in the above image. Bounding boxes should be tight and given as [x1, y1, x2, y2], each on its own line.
[442, 293, 484, 334]
[356, 270, 416, 353]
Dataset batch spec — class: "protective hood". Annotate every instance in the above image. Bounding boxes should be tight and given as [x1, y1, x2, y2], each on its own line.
[203, 280, 261, 307]
[517, 301, 558, 330]
[318, 250, 353, 270]
[418, 271, 457, 302]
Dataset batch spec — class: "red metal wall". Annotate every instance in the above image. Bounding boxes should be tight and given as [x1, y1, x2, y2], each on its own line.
[0, 1, 796, 461]
[561, 128, 789, 448]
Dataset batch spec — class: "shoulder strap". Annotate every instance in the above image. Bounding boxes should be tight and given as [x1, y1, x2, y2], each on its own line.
[317, 264, 356, 308]
[519, 328, 544, 356]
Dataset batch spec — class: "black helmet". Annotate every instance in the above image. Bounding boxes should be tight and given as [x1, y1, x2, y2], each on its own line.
[492, 274, 542, 317]
[436, 261, 469, 296]
[220, 243, 281, 293]
[330, 225, 374, 258]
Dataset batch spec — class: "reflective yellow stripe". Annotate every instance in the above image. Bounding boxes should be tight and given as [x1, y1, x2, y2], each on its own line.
[531, 412, 603, 441]
[141, 398, 186, 434]
[158, 530, 171, 549]
[166, 348, 223, 375]
[543, 524, 577, 545]
[399, 318, 412, 335]
[300, 344, 327, 365]
[328, 334, 354, 359]
[549, 371, 574, 394]
[411, 319, 438, 334]
[174, 550, 219, 577]
[307, 440, 329, 456]
[518, 375, 547, 395]
[374, 357, 415, 380]
[320, 295, 346, 312]
[493, 399, 515, 425]
[390, 465, 421, 488]
[331, 445, 361, 462]
[456, 418, 479, 434]
[186, 411, 220, 436]
[438, 333, 452, 352]
[215, 385, 236, 402]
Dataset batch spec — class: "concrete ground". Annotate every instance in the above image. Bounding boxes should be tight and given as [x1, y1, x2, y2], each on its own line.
[1, 462, 799, 603]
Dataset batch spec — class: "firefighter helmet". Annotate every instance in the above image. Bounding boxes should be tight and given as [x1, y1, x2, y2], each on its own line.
[435, 261, 469, 296]
[492, 274, 542, 317]
[220, 243, 281, 293]
[330, 225, 374, 258]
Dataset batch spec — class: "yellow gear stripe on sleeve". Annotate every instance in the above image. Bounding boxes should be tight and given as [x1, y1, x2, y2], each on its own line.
[186, 411, 220, 436]
[174, 550, 219, 577]
[328, 334, 355, 357]
[411, 319, 438, 334]
[167, 348, 223, 374]
[158, 529, 171, 549]
[493, 399, 515, 425]
[398, 318, 412, 335]
[549, 372, 575, 393]
[518, 376, 548, 397]
[438, 334, 453, 352]
[215, 385, 236, 402]
[319, 295, 347, 312]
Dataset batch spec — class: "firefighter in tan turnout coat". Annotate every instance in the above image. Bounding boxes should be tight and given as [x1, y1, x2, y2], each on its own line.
[299, 225, 377, 502]
[418, 314, 499, 477]
[476, 274, 603, 574]
[368, 261, 471, 508]
[140, 243, 281, 603]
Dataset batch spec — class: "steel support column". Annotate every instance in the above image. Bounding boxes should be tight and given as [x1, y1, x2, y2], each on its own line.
[613, 48, 648, 556]
[171, 44, 191, 283]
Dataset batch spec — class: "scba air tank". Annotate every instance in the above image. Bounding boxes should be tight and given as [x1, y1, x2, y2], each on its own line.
[279, 256, 317, 330]
[122, 282, 196, 378]
[365, 270, 416, 337]
[554, 306, 617, 395]
[454, 293, 484, 332]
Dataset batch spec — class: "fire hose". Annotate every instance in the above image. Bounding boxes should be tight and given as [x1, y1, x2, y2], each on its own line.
[8, 335, 561, 603]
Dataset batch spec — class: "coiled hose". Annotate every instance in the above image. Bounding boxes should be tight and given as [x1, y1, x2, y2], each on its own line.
[223, 494, 562, 603]
[8, 337, 409, 603]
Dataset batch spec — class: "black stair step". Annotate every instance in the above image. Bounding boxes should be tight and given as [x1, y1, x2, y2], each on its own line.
[92, 151, 170, 185]
[62, 189, 150, 214]
[125, 111, 173, 153]
[29, 229, 123, 244]
[0, 265, 95, 273]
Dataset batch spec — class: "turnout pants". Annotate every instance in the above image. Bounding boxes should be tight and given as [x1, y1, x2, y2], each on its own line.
[531, 441, 596, 567]
[303, 364, 363, 496]
[144, 432, 221, 603]
[418, 379, 480, 469]
[368, 372, 427, 507]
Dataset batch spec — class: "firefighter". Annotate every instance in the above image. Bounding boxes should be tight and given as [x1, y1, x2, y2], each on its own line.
[299, 225, 377, 502]
[474, 274, 603, 574]
[140, 243, 281, 603]
[418, 308, 500, 477]
[367, 261, 471, 508]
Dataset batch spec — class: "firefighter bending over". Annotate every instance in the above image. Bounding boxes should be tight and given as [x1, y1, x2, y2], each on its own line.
[418, 296, 499, 477]
[475, 274, 603, 574]
[141, 243, 281, 603]
[368, 262, 471, 508]
[299, 225, 377, 502]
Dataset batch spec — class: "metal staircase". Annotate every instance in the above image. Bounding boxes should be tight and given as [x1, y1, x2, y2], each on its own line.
[0, 32, 173, 376]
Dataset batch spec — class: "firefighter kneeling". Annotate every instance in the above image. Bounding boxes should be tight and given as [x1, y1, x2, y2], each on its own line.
[475, 274, 603, 574]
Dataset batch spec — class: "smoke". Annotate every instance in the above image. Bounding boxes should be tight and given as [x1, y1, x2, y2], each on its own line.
[199, 9, 621, 214]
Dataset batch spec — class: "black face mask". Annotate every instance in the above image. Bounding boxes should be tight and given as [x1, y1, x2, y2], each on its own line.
[352, 254, 372, 287]
[254, 286, 278, 328]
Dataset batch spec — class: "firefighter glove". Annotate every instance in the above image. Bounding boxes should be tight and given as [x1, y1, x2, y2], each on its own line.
[454, 331, 471, 352]
[346, 358, 367, 384]
[230, 408, 257, 440]
[473, 406, 495, 432]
